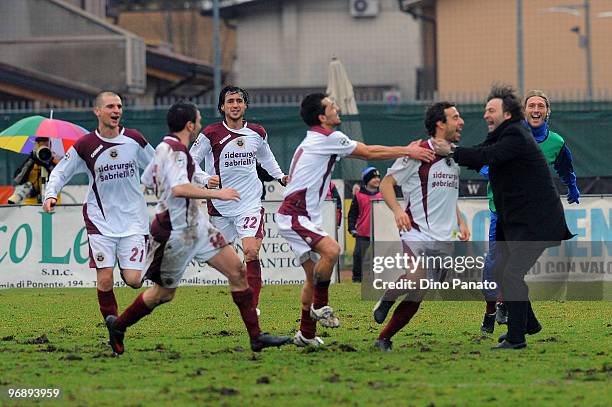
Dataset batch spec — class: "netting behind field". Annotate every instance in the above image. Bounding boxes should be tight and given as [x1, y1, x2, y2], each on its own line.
[2, 103, 612, 186]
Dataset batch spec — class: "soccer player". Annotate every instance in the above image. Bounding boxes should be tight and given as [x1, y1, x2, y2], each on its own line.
[190, 86, 288, 313]
[43, 91, 154, 323]
[279, 93, 436, 347]
[105, 101, 290, 354]
[371, 101, 470, 351]
[478, 89, 580, 334]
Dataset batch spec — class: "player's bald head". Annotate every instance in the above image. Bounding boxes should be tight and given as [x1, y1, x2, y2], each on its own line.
[95, 91, 121, 107]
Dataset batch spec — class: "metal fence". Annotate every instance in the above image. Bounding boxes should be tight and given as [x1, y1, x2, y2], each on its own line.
[5, 88, 612, 114]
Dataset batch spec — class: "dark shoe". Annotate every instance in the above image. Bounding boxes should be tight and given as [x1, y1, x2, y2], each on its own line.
[250, 333, 291, 352]
[481, 313, 496, 334]
[495, 302, 508, 325]
[373, 299, 395, 324]
[492, 339, 527, 349]
[105, 315, 125, 355]
[373, 338, 392, 352]
[526, 322, 542, 336]
[498, 324, 542, 343]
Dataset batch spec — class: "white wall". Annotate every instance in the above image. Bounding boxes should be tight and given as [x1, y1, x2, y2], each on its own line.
[233, 0, 422, 100]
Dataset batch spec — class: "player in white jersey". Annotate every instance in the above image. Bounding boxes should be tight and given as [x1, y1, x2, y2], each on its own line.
[372, 102, 471, 351]
[104, 101, 290, 354]
[190, 86, 288, 312]
[43, 91, 154, 324]
[278, 93, 436, 347]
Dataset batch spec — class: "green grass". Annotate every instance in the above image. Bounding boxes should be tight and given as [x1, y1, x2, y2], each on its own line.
[0, 285, 610, 406]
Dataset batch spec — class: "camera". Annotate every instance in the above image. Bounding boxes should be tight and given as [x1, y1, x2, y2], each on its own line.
[33, 144, 53, 164]
[7, 182, 35, 205]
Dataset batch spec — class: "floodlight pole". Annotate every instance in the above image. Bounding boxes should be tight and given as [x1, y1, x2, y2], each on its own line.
[213, 0, 222, 116]
[547, 1, 593, 100]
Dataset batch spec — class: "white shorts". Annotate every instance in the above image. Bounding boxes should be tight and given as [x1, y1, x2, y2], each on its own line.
[144, 222, 227, 288]
[399, 228, 435, 257]
[211, 207, 265, 243]
[399, 228, 451, 282]
[87, 234, 147, 270]
[277, 214, 327, 264]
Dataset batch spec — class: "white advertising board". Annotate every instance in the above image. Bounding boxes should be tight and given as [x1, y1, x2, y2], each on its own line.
[0, 200, 337, 288]
[372, 196, 612, 243]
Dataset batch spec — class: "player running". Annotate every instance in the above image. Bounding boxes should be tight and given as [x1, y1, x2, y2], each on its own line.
[190, 86, 288, 313]
[105, 101, 290, 354]
[372, 101, 470, 351]
[279, 93, 436, 347]
[43, 91, 154, 324]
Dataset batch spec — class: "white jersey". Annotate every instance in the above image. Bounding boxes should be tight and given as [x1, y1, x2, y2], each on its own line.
[387, 139, 459, 241]
[45, 127, 154, 237]
[141, 134, 206, 238]
[190, 121, 284, 217]
[279, 126, 357, 225]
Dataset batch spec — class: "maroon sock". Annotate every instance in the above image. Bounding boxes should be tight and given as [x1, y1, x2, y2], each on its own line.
[382, 274, 413, 301]
[246, 260, 262, 308]
[486, 300, 496, 314]
[231, 288, 261, 340]
[115, 293, 152, 331]
[97, 289, 118, 319]
[313, 280, 330, 309]
[300, 308, 317, 339]
[378, 301, 421, 340]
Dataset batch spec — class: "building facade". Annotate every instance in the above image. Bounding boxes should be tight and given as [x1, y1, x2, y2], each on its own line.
[210, 0, 423, 102]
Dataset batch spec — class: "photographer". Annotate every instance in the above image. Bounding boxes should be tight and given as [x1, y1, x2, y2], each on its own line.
[8, 137, 61, 205]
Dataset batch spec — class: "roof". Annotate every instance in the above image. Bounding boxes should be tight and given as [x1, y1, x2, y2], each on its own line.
[146, 47, 215, 78]
[200, 0, 268, 17]
[0, 61, 100, 102]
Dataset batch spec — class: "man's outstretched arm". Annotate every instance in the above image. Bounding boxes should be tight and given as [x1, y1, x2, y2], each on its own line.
[350, 140, 434, 162]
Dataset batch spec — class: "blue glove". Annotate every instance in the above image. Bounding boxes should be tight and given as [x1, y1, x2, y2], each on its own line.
[479, 165, 489, 180]
[567, 185, 580, 204]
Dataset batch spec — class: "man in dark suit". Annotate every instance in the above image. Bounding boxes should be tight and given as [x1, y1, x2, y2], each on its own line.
[433, 84, 573, 349]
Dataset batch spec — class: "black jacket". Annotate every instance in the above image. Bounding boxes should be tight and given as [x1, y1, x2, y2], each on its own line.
[453, 118, 573, 243]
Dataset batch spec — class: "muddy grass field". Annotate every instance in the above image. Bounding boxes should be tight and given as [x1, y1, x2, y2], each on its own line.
[1, 285, 610, 406]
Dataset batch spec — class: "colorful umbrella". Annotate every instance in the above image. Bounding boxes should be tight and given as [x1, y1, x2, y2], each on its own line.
[0, 115, 89, 156]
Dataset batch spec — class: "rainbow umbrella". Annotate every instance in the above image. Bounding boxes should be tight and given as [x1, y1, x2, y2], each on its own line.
[0, 115, 89, 156]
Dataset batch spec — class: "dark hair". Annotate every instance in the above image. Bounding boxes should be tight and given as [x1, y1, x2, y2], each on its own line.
[217, 86, 249, 116]
[424, 101, 455, 137]
[487, 84, 524, 121]
[167, 101, 198, 133]
[300, 93, 327, 127]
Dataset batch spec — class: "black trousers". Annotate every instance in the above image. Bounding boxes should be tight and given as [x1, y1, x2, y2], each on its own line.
[352, 236, 371, 282]
[493, 241, 547, 343]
